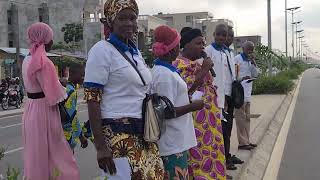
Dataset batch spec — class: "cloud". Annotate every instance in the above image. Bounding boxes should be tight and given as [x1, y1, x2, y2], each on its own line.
[135, 0, 319, 54]
[137, 0, 209, 15]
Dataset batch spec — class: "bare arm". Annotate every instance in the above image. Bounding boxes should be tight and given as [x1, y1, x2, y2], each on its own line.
[175, 100, 204, 118]
[189, 58, 213, 95]
[87, 101, 105, 151]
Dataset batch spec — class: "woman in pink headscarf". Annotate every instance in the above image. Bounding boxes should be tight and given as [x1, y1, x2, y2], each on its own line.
[22, 22, 80, 180]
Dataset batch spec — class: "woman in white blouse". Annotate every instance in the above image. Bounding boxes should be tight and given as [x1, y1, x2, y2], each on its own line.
[83, 0, 164, 179]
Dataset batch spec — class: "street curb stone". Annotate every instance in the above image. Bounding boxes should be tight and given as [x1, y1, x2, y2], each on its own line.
[229, 76, 302, 180]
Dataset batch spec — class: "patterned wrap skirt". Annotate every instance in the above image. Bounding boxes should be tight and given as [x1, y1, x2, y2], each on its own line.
[101, 121, 164, 180]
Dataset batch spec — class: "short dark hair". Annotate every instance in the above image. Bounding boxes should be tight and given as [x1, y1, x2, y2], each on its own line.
[215, 23, 228, 33]
[69, 63, 84, 75]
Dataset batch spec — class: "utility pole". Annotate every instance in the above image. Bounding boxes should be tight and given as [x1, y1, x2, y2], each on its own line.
[11, 3, 21, 79]
[286, 7, 300, 60]
[293, 21, 302, 57]
[285, 0, 288, 57]
[267, 0, 272, 76]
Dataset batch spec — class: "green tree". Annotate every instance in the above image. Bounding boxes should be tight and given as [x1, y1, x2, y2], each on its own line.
[61, 23, 83, 44]
[141, 30, 155, 67]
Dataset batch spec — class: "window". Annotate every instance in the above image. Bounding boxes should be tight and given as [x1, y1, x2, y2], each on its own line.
[7, 10, 12, 25]
[202, 26, 207, 32]
[9, 41, 13, 47]
[186, 15, 192, 23]
[90, 13, 95, 22]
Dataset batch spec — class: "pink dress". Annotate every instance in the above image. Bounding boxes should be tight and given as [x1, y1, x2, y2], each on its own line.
[22, 56, 80, 180]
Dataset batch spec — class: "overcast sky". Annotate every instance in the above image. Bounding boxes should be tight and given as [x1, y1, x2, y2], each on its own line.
[136, 0, 319, 58]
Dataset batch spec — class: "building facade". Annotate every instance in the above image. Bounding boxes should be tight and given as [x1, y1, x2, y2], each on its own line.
[0, 0, 102, 51]
[155, 12, 233, 44]
[137, 15, 167, 50]
[234, 35, 262, 53]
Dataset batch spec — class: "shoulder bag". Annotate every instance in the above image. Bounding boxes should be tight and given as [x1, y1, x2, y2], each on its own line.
[109, 41, 176, 142]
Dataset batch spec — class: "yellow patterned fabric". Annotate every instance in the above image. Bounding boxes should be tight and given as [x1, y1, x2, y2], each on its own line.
[84, 88, 103, 103]
[102, 125, 164, 180]
[173, 57, 226, 180]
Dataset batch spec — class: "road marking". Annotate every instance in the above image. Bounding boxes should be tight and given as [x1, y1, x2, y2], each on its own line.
[0, 113, 22, 120]
[263, 74, 303, 180]
[4, 147, 24, 155]
[0, 123, 23, 129]
[0, 109, 88, 129]
[0, 103, 87, 120]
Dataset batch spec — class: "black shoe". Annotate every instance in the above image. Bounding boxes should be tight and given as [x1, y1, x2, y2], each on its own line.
[231, 155, 244, 164]
[249, 143, 258, 148]
[227, 174, 233, 180]
[238, 145, 254, 150]
[226, 162, 237, 170]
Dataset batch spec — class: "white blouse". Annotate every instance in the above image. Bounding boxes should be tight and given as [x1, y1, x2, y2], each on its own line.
[84, 40, 152, 119]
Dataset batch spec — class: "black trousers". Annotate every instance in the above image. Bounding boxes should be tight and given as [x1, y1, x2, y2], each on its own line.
[222, 95, 234, 161]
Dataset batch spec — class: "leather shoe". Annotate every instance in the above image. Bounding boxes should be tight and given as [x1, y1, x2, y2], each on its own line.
[250, 143, 257, 148]
[238, 145, 254, 150]
[231, 155, 244, 164]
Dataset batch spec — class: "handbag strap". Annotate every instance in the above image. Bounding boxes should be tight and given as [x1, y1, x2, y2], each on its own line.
[223, 51, 233, 78]
[108, 41, 146, 86]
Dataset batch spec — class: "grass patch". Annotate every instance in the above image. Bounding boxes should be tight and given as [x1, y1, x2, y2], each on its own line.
[253, 63, 307, 95]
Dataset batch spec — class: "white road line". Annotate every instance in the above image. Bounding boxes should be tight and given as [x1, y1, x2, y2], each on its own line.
[4, 147, 24, 155]
[0, 110, 87, 129]
[0, 113, 22, 120]
[0, 123, 23, 129]
[263, 75, 303, 180]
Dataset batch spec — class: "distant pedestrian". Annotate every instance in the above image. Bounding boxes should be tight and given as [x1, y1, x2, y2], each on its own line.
[234, 41, 259, 150]
[151, 25, 204, 179]
[174, 27, 226, 180]
[62, 64, 88, 153]
[22, 22, 80, 180]
[84, 0, 164, 179]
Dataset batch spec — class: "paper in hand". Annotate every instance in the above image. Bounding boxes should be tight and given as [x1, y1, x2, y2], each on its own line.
[192, 91, 204, 101]
[246, 78, 257, 83]
[100, 158, 131, 180]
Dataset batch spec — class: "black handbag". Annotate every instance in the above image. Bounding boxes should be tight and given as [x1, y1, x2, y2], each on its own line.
[225, 51, 245, 109]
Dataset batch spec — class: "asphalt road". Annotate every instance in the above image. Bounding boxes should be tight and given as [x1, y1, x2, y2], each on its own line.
[278, 69, 320, 180]
[0, 103, 100, 180]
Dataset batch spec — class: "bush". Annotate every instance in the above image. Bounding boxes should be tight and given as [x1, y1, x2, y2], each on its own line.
[253, 74, 294, 94]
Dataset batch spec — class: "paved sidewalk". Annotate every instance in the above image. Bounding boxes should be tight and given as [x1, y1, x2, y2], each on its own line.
[230, 95, 286, 154]
[228, 94, 286, 178]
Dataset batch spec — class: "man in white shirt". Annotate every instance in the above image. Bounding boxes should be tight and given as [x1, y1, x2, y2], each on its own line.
[206, 24, 235, 180]
[223, 26, 244, 170]
[205, 24, 228, 111]
[234, 41, 259, 151]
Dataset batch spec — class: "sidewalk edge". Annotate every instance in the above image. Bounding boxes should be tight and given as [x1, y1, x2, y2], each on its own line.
[234, 75, 303, 180]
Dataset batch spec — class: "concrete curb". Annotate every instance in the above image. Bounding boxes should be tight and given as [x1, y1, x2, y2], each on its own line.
[0, 100, 86, 119]
[229, 76, 303, 180]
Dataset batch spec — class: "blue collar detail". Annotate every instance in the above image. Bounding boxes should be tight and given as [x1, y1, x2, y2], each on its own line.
[154, 59, 180, 73]
[241, 53, 250, 61]
[224, 46, 232, 53]
[108, 33, 139, 55]
[211, 42, 224, 51]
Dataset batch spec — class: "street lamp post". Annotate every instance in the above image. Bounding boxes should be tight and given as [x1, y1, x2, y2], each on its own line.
[293, 21, 302, 57]
[296, 29, 304, 60]
[285, 0, 288, 57]
[298, 36, 304, 60]
[267, 0, 272, 76]
[286, 7, 301, 59]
